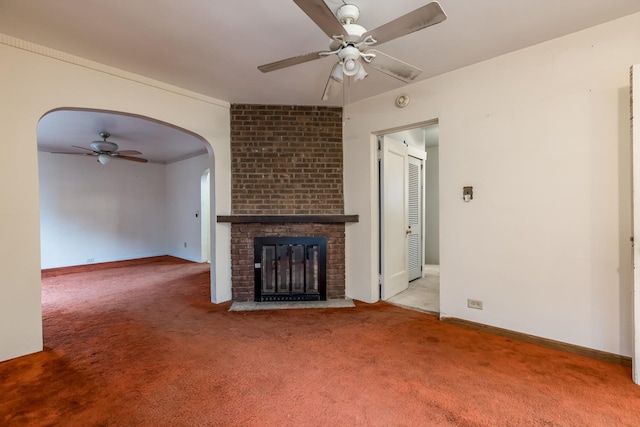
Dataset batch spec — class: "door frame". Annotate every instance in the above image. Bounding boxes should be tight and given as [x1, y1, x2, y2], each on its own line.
[631, 64, 639, 385]
[374, 119, 438, 300]
[201, 168, 211, 263]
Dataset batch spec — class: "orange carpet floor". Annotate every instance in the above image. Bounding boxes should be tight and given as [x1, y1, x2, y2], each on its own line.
[1, 256, 640, 426]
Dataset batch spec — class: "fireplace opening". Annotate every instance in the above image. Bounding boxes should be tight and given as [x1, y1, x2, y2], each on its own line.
[254, 237, 327, 302]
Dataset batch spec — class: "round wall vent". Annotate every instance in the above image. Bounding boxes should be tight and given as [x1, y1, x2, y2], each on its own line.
[395, 94, 410, 108]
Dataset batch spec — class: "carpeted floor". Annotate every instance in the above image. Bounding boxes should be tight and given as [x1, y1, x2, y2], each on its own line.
[2, 256, 640, 426]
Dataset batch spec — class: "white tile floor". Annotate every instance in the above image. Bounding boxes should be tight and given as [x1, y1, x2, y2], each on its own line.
[387, 265, 440, 314]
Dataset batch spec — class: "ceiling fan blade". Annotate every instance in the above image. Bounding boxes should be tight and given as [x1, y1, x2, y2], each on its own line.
[116, 150, 142, 155]
[362, 1, 446, 46]
[293, 0, 346, 39]
[70, 145, 94, 152]
[367, 49, 422, 83]
[116, 155, 148, 163]
[258, 51, 327, 73]
[51, 151, 95, 156]
[321, 63, 343, 101]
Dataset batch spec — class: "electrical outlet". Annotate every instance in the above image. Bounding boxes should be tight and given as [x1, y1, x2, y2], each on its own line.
[467, 299, 483, 310]
[184, 242, 187, 248]
[87, 258, 94, 263]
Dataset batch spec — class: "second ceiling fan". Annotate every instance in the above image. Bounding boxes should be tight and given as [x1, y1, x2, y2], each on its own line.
[53, 132, 148, 165]
[258, 0, 447, 100]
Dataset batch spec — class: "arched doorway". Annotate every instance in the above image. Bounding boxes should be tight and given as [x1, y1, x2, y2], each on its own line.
[0, 40, 232, 361]
[37, 107, 214, 277]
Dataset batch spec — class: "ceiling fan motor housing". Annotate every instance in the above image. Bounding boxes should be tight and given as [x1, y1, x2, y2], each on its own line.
[343, 23, 366, 40]
[90, 141, 118, 153]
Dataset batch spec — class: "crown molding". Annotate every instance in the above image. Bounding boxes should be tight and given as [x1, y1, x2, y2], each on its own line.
[0, 33, 229, 109]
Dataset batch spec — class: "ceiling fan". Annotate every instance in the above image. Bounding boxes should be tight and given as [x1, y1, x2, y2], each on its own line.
[258, 0, 447, 101]
[52, 132, 148, 165]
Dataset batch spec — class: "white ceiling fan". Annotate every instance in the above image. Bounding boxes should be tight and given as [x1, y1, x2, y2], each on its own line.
[52, 132, 148, 165]
[258, 0, 447, 101]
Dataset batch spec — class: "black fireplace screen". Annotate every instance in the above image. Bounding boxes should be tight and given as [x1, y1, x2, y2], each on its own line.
[254, 237, 327, 302]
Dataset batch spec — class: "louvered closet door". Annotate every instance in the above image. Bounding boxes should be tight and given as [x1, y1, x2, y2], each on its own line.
[408, 156, 423, 281]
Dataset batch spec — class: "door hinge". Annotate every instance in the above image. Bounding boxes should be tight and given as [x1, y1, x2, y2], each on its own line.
[377, 149, 382, 161]
[378, 274, 382, 285]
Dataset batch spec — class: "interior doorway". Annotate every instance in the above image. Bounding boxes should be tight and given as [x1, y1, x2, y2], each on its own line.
[378, 122, 440, 313]
[201, 169, 211, 263]
[37, 108, 214, 272]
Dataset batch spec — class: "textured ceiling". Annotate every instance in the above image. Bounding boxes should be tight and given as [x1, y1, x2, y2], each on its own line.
[37, 110, 208, 164]
[4, 0, 639, 161]
[2, 0, 639, 106]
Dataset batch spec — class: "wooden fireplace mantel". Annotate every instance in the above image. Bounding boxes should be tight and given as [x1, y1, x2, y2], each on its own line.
[217, 214, 359, 224]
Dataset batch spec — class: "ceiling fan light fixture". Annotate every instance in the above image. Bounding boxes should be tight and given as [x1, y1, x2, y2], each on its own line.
[330, 62, 344, 83]
[98, 153, 112, 165]
[344, 58, 357, 73]
[339, 46, 363, 77]
[353, 63, 368, 81]
[341, 57, 368, 80]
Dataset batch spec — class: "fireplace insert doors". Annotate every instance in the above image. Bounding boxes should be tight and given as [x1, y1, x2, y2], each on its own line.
[254, 237, 327, 302]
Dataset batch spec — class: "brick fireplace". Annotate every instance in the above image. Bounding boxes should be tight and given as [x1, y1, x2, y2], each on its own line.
[218, 104, 357, 302]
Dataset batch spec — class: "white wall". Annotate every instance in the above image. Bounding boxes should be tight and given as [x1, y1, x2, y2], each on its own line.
[632, 64, 640, 383]
[38, 152, 168, 268]
[166, 154, 210, 262]
[424, 146, 440, 264]
[40, 151, 214, 268]
[0, 35, 231, 362]
[344, 13, 640, 356]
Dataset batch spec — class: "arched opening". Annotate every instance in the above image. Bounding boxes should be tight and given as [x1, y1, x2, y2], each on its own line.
[37, 107, 216, 292]
[0, 40, 231, 362]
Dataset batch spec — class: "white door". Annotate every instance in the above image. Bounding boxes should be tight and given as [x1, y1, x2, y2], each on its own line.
[381, 137, 409, 300]
[408, 155, 424, 281]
